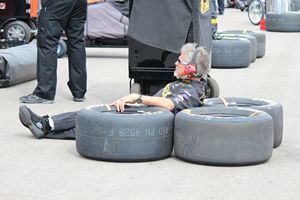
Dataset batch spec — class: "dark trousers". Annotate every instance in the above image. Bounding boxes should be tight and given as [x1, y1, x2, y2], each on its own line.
[33, 0, 87, 100]
[45, 111, 78, 139]
[218, 0, 225, 12]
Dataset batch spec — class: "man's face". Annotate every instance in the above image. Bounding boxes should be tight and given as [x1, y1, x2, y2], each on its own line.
[174, 53, 188, 79]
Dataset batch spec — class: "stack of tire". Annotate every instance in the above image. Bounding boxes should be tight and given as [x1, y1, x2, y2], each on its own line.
[75, 98, 283, 166]
[212, 30, 266, 68]
[174, 97, 283, 166]
[266, 0, 300, 32]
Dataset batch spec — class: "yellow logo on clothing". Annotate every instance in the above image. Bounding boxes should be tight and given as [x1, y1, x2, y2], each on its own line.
[200, 0, 210, 14]
[162, 83, 172, 98]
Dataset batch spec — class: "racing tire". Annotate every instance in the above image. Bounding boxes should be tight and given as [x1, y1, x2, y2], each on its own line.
[3, 21, 32, 42]
[76, 104, 174, 162]
[218, 32, 257, 63]
[206, 76, 220, 98]
[202, 97, 283, 148]
[211, 37, 252, 68]
[222, 30, 266, 58]
[174, 107, 274, 166]
[248, 0, 265, 25]
[266, 12, 300, 32]
[57, 39, 67, 58]
[292, 0, 300, 11]
[0, 56, 4, 79]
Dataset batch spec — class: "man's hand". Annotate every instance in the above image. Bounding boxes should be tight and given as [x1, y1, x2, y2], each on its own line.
[111, 94, 139, 112]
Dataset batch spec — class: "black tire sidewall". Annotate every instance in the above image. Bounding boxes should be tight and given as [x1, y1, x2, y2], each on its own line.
[76, 105, 174, 162]
[174, 107, 274, 165]
[212, 37, 252, 68]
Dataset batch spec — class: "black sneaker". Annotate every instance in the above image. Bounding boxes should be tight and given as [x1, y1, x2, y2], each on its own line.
[19, 105, 51, 139]
[19, 94, 53, 104]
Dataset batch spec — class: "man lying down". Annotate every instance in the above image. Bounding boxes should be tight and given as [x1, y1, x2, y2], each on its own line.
[19, 44, 210, 139]
[85, 0, 129, 39]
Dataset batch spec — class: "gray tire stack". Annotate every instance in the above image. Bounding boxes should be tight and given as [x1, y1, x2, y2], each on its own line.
[222, 30, 266, 58]
[212, 30, 266, 68]
[75, 99, 282, 166]
[212, 37, 252, 68]
[76, 104, 174, 162]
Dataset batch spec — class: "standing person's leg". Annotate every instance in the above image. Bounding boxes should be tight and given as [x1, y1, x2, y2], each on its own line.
[65, 0, 87, 101]
[33, 1, 65, 100]
[218, 0, 225, 14]
[212, 0, 219, 17]
[34, 0, 74, 100]
[19, 0, 77, 103]
[212, 0, 219, 35]
[19, 2, 64, 103]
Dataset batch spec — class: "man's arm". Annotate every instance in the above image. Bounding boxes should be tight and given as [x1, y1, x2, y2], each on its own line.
[87, 0, 104, 4]
[111, 93, 174, 112]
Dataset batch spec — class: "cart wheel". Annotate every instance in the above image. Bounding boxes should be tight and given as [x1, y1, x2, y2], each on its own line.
[205, 77, 220, 98]
[3, 21, 32, 42]
[57, 39, 67, 58]
[130, 82, 141, 94]
[248, 0, 265, 25]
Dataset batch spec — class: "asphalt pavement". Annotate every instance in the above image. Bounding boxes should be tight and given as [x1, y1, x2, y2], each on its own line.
[1, 8, 300, 200]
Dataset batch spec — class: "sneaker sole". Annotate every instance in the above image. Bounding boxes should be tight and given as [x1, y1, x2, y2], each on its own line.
[19, 99, 54, 104]
[19, 96, 54, 104]
[73, 97, 85, 102]
[19, 106, 45, 139]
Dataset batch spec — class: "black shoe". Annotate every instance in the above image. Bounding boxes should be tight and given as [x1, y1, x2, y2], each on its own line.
[19, 94, 53, 104]
[19, 105, 51, 139]
[73, 96, 86, 102]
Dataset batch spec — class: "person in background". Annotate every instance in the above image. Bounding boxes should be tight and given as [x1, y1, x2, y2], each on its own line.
[218, 0, 225, 15]
[212, 0, 219, 35]
[20, 0, 87, 104]
[18, 43, 210, 140]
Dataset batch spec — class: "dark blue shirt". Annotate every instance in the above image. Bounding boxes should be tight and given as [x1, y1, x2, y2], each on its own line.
[154, 79, 206, 114]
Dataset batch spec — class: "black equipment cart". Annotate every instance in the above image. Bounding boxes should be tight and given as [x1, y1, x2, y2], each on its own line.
[128, 0, 219, 97]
